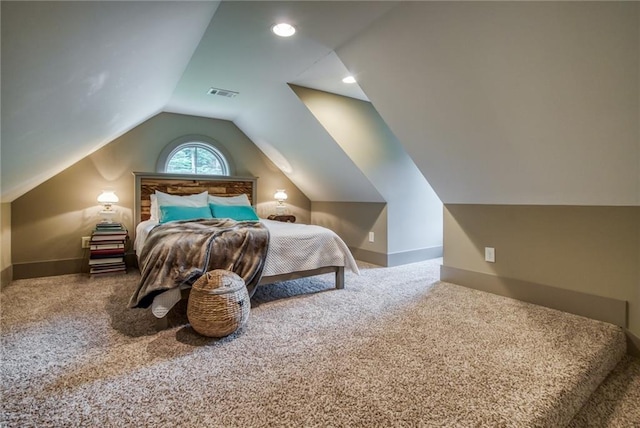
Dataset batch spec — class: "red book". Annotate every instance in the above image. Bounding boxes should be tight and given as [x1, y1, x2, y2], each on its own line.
[90, 248, 125, 257]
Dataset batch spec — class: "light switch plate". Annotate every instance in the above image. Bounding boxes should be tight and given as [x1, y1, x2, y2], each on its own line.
[484, 247, 495, 263]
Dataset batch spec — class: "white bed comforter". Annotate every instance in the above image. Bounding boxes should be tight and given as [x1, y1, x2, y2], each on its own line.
[134, 219, 359, 317]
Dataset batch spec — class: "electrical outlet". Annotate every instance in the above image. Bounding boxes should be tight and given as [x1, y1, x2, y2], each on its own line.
[81, 236, 91, 249]
[368, 231, 375, 243]
[484, 247, 495, 263]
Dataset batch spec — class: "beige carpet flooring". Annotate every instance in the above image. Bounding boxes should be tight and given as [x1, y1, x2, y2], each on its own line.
[1, 259, 638, 427]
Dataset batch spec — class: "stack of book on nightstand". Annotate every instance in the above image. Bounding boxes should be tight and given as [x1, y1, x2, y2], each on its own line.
[89, 222, 128, 277]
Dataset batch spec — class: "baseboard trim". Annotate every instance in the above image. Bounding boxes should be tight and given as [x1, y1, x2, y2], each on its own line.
[350, 246, 444, 267]
[388, 246, 443, 267]
[13, 258, 85, 279]
[349, 248, 388, 267]
[440, 265, 627, 328]
[1, 265, 13, 289]
[13, 253, 138, 279]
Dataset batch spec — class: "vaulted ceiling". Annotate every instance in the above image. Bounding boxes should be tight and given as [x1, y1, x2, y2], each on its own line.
[2, 1, 638, 206]
[2, 1, 219, 202]
[1, 0, 396, 203]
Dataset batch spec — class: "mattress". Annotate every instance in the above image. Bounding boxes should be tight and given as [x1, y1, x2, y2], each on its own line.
[134, 218, 359, 317]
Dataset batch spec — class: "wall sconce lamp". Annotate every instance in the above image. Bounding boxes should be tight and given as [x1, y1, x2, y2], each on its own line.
[97, 190, 119, 223]
[274, 189, 288, 215]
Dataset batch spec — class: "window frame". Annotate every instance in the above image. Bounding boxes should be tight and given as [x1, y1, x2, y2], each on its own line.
[156, 135, 235, 176]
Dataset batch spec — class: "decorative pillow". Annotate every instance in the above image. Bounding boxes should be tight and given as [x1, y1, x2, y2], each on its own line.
[208, 194, 251, 206]
[209, 203, 259, 221]
[159, 206, 213, 224]
[154, 191, 209, 223]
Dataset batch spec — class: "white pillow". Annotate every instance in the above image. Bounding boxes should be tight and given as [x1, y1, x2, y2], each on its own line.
[208, 194, 251, 206]
[153, 190, 209, 222]
[149, 194, 159, 221]
[156, 190, 209, 207]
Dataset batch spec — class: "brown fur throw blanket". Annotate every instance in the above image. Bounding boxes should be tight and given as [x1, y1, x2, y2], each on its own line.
[128, 219, 269, 309]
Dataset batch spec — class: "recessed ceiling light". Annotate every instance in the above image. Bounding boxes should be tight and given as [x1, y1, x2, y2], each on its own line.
[271, 23, 296, 37]
[342, 76, 356, 84]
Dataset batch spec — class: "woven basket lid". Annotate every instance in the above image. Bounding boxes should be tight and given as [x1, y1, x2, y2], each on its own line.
[192, 269, 245, 293]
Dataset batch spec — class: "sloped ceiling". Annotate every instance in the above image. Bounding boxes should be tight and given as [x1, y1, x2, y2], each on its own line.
[235, 86, 384, 203]
[165, 1, 396, 202]
[1, 1, 220, 202]
[337, 1, 640, 206]
[6, 2, 632, 208]
[1, 0, 396, 204]
[165, 1, 386, 119]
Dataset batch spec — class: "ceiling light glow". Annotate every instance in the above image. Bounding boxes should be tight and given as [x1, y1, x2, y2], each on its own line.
[342, 76, 356, 84]
[272, 23, 296, 37]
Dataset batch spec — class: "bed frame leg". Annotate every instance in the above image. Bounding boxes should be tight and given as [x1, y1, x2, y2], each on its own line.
[335, 266, 345, 289]
[155, 315, 169, 330]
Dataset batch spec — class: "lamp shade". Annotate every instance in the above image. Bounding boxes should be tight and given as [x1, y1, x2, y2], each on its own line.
[97, 190, 119, 205]
[274, 189, 288, 202]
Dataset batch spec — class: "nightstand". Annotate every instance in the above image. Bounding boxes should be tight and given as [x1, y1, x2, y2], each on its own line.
[267, 214, 296, 223]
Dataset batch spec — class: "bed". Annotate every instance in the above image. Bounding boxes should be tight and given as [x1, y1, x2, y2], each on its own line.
[128, 172, 359, 326]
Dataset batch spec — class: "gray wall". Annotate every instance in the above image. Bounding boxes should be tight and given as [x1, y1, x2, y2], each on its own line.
[311, 202, 388, 266]
[444, 205, 640, 338]
[10, 111, 410, 277]
[337, 1, 640, 337]
[11, 112, 310, 276]
[1, 203, 11, 286]
[292, 85, 442, 264]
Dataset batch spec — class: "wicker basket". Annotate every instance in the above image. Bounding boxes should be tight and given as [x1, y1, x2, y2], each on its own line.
[187, 270, 250, 337]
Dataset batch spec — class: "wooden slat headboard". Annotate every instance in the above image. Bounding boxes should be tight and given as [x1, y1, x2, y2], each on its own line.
[133, 172, 257, 223]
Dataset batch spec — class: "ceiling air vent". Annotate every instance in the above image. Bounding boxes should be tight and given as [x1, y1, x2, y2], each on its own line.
[207, 87, 239, 98]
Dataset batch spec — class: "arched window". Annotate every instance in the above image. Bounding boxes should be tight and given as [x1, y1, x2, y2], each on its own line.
[157, 136, 234, 176]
